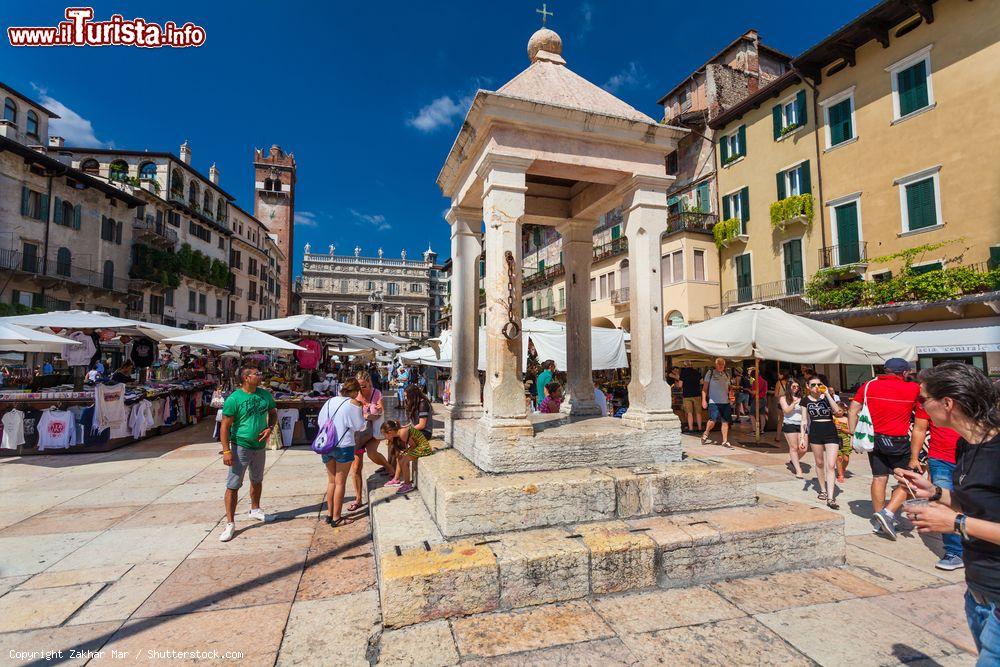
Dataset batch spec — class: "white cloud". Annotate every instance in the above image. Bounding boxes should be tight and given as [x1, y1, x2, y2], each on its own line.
[406, 94, 469, 133]
[350, 209, 391, 232]
[602, 62, 648, 94]
[30, 83, 108, 147]
[579, 2, 594, 39]
[295, 211, 319, 227]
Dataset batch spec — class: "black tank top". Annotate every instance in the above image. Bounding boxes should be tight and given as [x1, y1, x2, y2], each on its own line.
[802, 395, 834, 421]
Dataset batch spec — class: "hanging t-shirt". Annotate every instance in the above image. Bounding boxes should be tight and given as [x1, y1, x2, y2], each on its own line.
[22, 409, 41, 448]
[1, 409, 25, 449]
[95, 383, 128, 431]
[130, 337, 157, 368]
[277, 408, 299, 447]
[62, 332, 97, 366]
[37, 410, 77, 450]
[295, 339, 323, 370]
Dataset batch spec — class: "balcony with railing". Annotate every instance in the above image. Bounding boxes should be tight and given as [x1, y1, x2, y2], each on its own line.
[819, 241, 868, 270]
[133, 215, 178, 247]
[0, 248, 42, 274]
[0, 248, 128, 293]
[530, 304, 556, 319]
[666, 211, 717, 236]
[522, 263, 566, 290]
[611, 287, 630, 305]
[722, 277, 807, 312]
[593, 237, 628, 263]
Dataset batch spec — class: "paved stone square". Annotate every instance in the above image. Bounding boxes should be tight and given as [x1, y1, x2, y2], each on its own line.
[0, 419, 979, 665]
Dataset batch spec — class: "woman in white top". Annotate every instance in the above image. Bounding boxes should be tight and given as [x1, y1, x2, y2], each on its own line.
[779, 379, 806, 478]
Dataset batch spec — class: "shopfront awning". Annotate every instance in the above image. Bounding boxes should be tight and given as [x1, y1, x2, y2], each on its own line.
[858, 317, 1000, 355]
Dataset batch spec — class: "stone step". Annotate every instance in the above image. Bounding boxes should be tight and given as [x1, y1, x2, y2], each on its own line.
[373, 491, 844, 628]
[417, 448, 758, 538]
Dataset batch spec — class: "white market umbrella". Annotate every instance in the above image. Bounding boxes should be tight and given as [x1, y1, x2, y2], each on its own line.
[163, 325, 306, 352]
[0, 310, 189, 342]
[210, 314, 406, 345]
[662, 304, 917, 364]
[0, 322, 83, 353]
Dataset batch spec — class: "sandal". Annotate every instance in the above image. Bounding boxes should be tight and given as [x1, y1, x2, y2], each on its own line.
[347, 501, 365, 512]
[327, 516, 347, 527]
[721, 441, 734, 449]
[701, 434, 716, 446]
[827, 500, 840, 510]
[817, 491, 828, 501]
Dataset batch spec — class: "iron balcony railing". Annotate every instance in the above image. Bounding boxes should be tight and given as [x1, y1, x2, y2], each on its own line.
[666, 211, 717, 235]
[819, 241, 868, 268]
[722, 277, 806, 311]
[133, 215, 179, 245]
[0, 248, 42, 274]
[0, 248, 128, 293]
[530, 304, 556, 319]
[611, 287, 630, 305]
[522, 263, 566, 290]
[593, 237, 628, 263]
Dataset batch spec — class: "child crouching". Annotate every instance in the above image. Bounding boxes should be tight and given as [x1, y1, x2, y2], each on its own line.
[381, 419, 433, 494]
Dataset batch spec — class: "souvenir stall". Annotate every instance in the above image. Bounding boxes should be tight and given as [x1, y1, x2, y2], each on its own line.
[0, 314, 218, 456]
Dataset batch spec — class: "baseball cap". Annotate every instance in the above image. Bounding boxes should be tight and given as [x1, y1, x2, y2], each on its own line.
[883, 358, 911, 373]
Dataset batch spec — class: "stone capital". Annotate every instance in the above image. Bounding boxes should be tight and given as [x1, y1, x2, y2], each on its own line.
[476, 153, 534, 180]
[477, 154, 533, 200]
[555, 218, 597, 243]
[446, 206, 483, 237]
[620, 173, 674, 196]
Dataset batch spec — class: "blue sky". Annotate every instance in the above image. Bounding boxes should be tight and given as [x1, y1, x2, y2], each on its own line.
[1, 0, 874, 275]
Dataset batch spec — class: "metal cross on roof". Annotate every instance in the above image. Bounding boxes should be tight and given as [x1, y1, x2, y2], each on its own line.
[536, 3, 553, 26]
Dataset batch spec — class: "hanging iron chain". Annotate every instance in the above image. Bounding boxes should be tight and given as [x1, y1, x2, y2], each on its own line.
[501, 250, 521, 340]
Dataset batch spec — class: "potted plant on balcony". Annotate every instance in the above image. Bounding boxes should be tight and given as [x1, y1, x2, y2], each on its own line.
[713, 217, 745, 250]
[770, 194, 814, 231]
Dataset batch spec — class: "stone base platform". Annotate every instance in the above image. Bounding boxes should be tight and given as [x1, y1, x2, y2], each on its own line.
[371, 480, 845, 628]
[418, 449, 757, 537]
[448, 414, 682, 474]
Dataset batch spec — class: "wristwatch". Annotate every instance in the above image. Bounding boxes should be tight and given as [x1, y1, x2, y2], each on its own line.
[955, 514, 969, 540]
[930, 485, 943, 502]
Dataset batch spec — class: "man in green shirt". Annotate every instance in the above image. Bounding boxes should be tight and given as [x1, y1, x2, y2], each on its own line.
[219, 367, 277, 542]
[536, 360, 555, 405]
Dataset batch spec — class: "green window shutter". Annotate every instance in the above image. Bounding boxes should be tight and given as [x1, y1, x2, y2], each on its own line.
[737, 125, 746, 157]
[989, 246, 1000, 270]
[532, 229, 541, 245]
[479, 260, 485, 278]
[20, 186, 29, 216]
[537, 259, 544, 272]
[835, 203, 860, 264]
[800, 161, 812, 196]
[722, 194, 731, 220]
[911, 262, 943, 275]
[697, 182, 710, 212]
[776, 171, 786, 200]
[73, 204, 82, 230]
[53, 197, 63, 225]
[719, 134, 729, 164]
[39, 194, 49, 222]
[829, 99, 852, 145]
[772, 105, 782, 140]
[739, 187, 750, 224]
[611, 225, 621, 240]
[796, 90, 807, 126]
[898, 61, 929, 117]
[906, 178, 937, 230]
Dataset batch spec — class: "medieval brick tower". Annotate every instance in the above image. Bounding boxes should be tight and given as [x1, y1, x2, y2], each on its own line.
[253, 145, 296, 316]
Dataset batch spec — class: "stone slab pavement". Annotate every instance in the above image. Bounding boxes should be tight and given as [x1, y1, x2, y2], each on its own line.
[0, 417, 979, 665]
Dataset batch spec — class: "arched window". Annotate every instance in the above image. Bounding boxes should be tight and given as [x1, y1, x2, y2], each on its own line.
[139, 162, 157, 180]
[270, 178, 281, 192]
[188, 180, 199, 205]
[667, 311, 686, 327]
[81, 159, 100, 175]
[56, 247, 71, 276]
[216, 199, 225, 221]
[263, 178, 273, 191]
[109, 159, 129, 182]
[203, 191, 211, 215]
[103, 260, 115, 290]
[3, 97, 16, 122]
[170, 168, 184, 194]
[26, 110, 38, 137]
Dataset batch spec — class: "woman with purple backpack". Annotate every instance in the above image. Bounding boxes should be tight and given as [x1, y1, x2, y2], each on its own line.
[316, 378, 366, 527]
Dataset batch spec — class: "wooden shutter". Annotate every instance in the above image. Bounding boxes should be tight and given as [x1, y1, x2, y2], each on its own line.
[719, 134, 729, 164]
[722, 194, 731, 220]
[796, 90, 807, 126]
[899, 61, 929, 116]
[53, 197, 63, 225]
[906, 179, 936, 230]
[829, 99, 851, 145]
[776, 171, 786, 201]
[697, 182, 710, 213]
[737, 125, 746, 156]
[20, 186, 29, 216]
[989, 246, 1000, 270]
[73, 204, 82, 230]
[116, 220, 123, 244]
[835, 203, 860, 265]
[772, 105, 782, 140]
[39, 194, 49, 222]
[739, 188, 750, 222]
[800, 161, 812, 196]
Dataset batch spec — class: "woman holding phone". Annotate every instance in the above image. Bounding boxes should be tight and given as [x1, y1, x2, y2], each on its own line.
[801, 377, 844, 509]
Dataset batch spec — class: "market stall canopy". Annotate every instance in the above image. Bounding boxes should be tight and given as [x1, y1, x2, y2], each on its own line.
[663, 304, 917, 364]
[211, 314, 406, 345]
[163, 325, 307, 352]
[0, 322, 83, 353]
[0, 310, 190, 342]
[399, 322, 628, 371]
[857, 317, 1000, 356]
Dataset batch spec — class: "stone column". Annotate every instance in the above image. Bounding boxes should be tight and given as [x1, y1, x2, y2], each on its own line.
[446, 206, 483, 419]
[557, 219, 600, 415]
[479, 154, 534, 435]
[621, 176, 676, 429]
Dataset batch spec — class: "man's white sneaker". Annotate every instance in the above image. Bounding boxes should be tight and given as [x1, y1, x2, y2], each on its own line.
[219, 522, 236, 542]
[247, 508, 268, 522]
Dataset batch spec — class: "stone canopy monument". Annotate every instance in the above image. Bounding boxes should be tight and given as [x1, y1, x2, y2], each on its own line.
[370, 25, 845, 630]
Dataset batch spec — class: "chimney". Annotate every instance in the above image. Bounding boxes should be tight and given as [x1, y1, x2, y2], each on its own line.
[209, 162, 219, 185]
[49, 136, 65, 148]
[180, 140, 191, 164]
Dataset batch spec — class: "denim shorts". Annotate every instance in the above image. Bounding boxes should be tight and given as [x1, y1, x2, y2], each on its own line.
[226, 446, 266, 490]
[708, 403, 732, 423]
[322, 447, 355, 465]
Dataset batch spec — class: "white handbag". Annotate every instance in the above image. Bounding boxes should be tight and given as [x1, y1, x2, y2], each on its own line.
[851, 380, 876, 453]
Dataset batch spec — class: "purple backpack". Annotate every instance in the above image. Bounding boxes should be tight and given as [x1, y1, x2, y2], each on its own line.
[312, 399, 348, 455]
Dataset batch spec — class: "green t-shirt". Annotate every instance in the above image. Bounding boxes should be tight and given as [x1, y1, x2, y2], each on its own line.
[222, 388, 277, 449]
[536, 369, 553, 402]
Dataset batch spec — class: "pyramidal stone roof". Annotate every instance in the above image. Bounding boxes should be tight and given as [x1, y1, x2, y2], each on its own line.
[495, 28, 656, 124]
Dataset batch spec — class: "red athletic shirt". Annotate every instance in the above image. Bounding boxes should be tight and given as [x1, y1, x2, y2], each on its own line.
[852, 375, 919, 437]
[915, 404, 961, 464]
